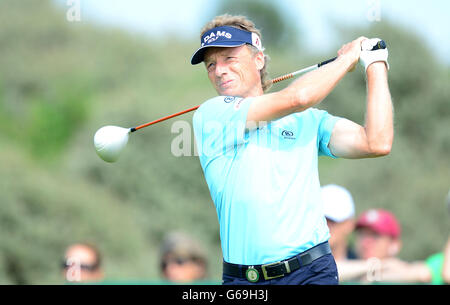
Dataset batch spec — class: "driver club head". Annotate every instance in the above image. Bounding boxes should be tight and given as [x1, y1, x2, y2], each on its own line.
[94, 125, 131, 163]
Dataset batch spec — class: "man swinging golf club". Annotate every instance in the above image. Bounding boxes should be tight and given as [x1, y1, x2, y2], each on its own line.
[191, 14, 393, 285]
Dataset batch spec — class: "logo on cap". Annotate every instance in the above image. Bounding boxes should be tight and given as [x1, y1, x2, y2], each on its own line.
[202, 30, 232, 46]
[251, 32, 262, 50]
[191, 26, 263, 65]
[365, 210, 379, 223]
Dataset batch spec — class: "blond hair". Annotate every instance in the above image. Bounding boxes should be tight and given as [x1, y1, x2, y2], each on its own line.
[200, 14, 272, 92]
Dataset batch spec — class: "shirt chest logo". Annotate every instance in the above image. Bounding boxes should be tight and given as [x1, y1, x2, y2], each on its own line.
[224, 96, 235, 103]
[281, 129, 296, 140]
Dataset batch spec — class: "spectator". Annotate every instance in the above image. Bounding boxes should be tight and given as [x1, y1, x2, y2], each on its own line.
[321, 184, 357, 260]
[354, 209, 401, 260]
[338, 209, 448, 284]
[160, 232, 208, 283]
[62, 243, 104, 283]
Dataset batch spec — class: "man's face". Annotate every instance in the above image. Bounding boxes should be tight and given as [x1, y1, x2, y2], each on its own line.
[204, 45, 264, 97]
[162, 254, 205, 283]
[355, 227, 400, 260]
[62, 245, 103, 282]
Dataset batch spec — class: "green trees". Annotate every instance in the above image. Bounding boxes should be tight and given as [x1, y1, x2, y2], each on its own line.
[214, 0, 299, 48]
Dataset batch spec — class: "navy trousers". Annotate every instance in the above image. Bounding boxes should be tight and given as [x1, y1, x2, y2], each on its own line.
[222, 253, 339, 285]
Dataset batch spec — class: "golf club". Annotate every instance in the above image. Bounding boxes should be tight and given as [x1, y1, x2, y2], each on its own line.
[94, 40, 386, 162]
[271, 39, 386, 84]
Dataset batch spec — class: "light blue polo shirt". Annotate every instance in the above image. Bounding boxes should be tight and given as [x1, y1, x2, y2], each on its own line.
[193, 96, 341, 265]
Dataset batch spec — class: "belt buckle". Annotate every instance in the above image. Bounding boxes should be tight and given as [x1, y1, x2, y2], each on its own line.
[261, 261, 288, 280]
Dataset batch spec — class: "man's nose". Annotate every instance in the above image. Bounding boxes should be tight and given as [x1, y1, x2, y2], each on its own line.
[361, 235, 376, 248]
[215, 61, 228, 77]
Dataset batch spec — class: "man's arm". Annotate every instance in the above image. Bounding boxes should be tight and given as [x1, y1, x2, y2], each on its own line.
[246, 37, 366, 127]
[337, 258, 432, 284]
[379, 258, 432, 283]
[328, 62, 393, 158]
[336, 259, 371, 282]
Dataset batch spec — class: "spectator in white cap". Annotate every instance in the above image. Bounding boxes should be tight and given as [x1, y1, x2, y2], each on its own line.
[321, 184, 358, 261]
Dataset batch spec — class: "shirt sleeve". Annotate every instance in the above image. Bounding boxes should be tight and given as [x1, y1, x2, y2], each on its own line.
[193, 96, 253, 166]
[317, 110, 341, 158]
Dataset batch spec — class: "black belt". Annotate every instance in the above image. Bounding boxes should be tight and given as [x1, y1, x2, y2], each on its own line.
[223, 242, 331, 283]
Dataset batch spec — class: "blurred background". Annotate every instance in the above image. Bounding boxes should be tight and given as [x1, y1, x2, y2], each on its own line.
[0, 0, 448, 284]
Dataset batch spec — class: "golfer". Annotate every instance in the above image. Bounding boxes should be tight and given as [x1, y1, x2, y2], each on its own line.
[192, 14, 393, 285]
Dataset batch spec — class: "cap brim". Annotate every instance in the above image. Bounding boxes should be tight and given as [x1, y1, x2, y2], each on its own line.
[190, 42, 246, 65]
[325, 215, 345, 223]
[356, 221, 387, 236]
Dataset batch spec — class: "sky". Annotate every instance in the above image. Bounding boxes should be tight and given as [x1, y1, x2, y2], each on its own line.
[57, 0, 450, 63]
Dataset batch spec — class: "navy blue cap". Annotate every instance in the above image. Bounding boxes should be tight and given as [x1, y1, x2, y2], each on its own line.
[191, 26, 263, 65]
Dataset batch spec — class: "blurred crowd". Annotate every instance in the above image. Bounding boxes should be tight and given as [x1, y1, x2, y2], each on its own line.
[322, 184, 450, 284]
[61, 187, 450, 285]
[61, 232, 209, 284]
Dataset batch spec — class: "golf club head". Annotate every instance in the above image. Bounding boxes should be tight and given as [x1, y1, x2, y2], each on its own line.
[94, 125, 130, 163]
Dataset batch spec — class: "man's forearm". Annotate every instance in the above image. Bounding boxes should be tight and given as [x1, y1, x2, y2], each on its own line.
[364, 62, 393, 156]
[380, 260, 431, 283]
[336, 260, 371, 282]
[246, 55, 352, 125]
[284, 55, 353, 112]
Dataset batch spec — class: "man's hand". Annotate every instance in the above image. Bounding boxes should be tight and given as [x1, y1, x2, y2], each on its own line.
[360, 38, 389, 72]
[337, 37, 368, 72]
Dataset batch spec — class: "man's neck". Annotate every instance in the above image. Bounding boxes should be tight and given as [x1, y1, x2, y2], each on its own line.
[241, 86, 264, 98]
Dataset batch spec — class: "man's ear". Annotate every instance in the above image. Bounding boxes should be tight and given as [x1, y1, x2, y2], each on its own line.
[254, 51, 265, 71]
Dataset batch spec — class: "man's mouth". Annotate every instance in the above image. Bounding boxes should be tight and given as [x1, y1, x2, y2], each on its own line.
[219, 79, 234, 88]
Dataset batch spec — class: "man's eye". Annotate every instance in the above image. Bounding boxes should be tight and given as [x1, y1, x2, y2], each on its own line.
[207, 63, 215, 70]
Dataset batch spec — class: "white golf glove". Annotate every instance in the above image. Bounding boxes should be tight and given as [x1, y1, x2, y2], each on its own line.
[359, 38, 389, 72]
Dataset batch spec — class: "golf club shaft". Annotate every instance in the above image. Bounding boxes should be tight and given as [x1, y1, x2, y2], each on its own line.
[272, 40, 386, 84]
[131, 105, 199, 132]
[131, 40, 386, 132]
